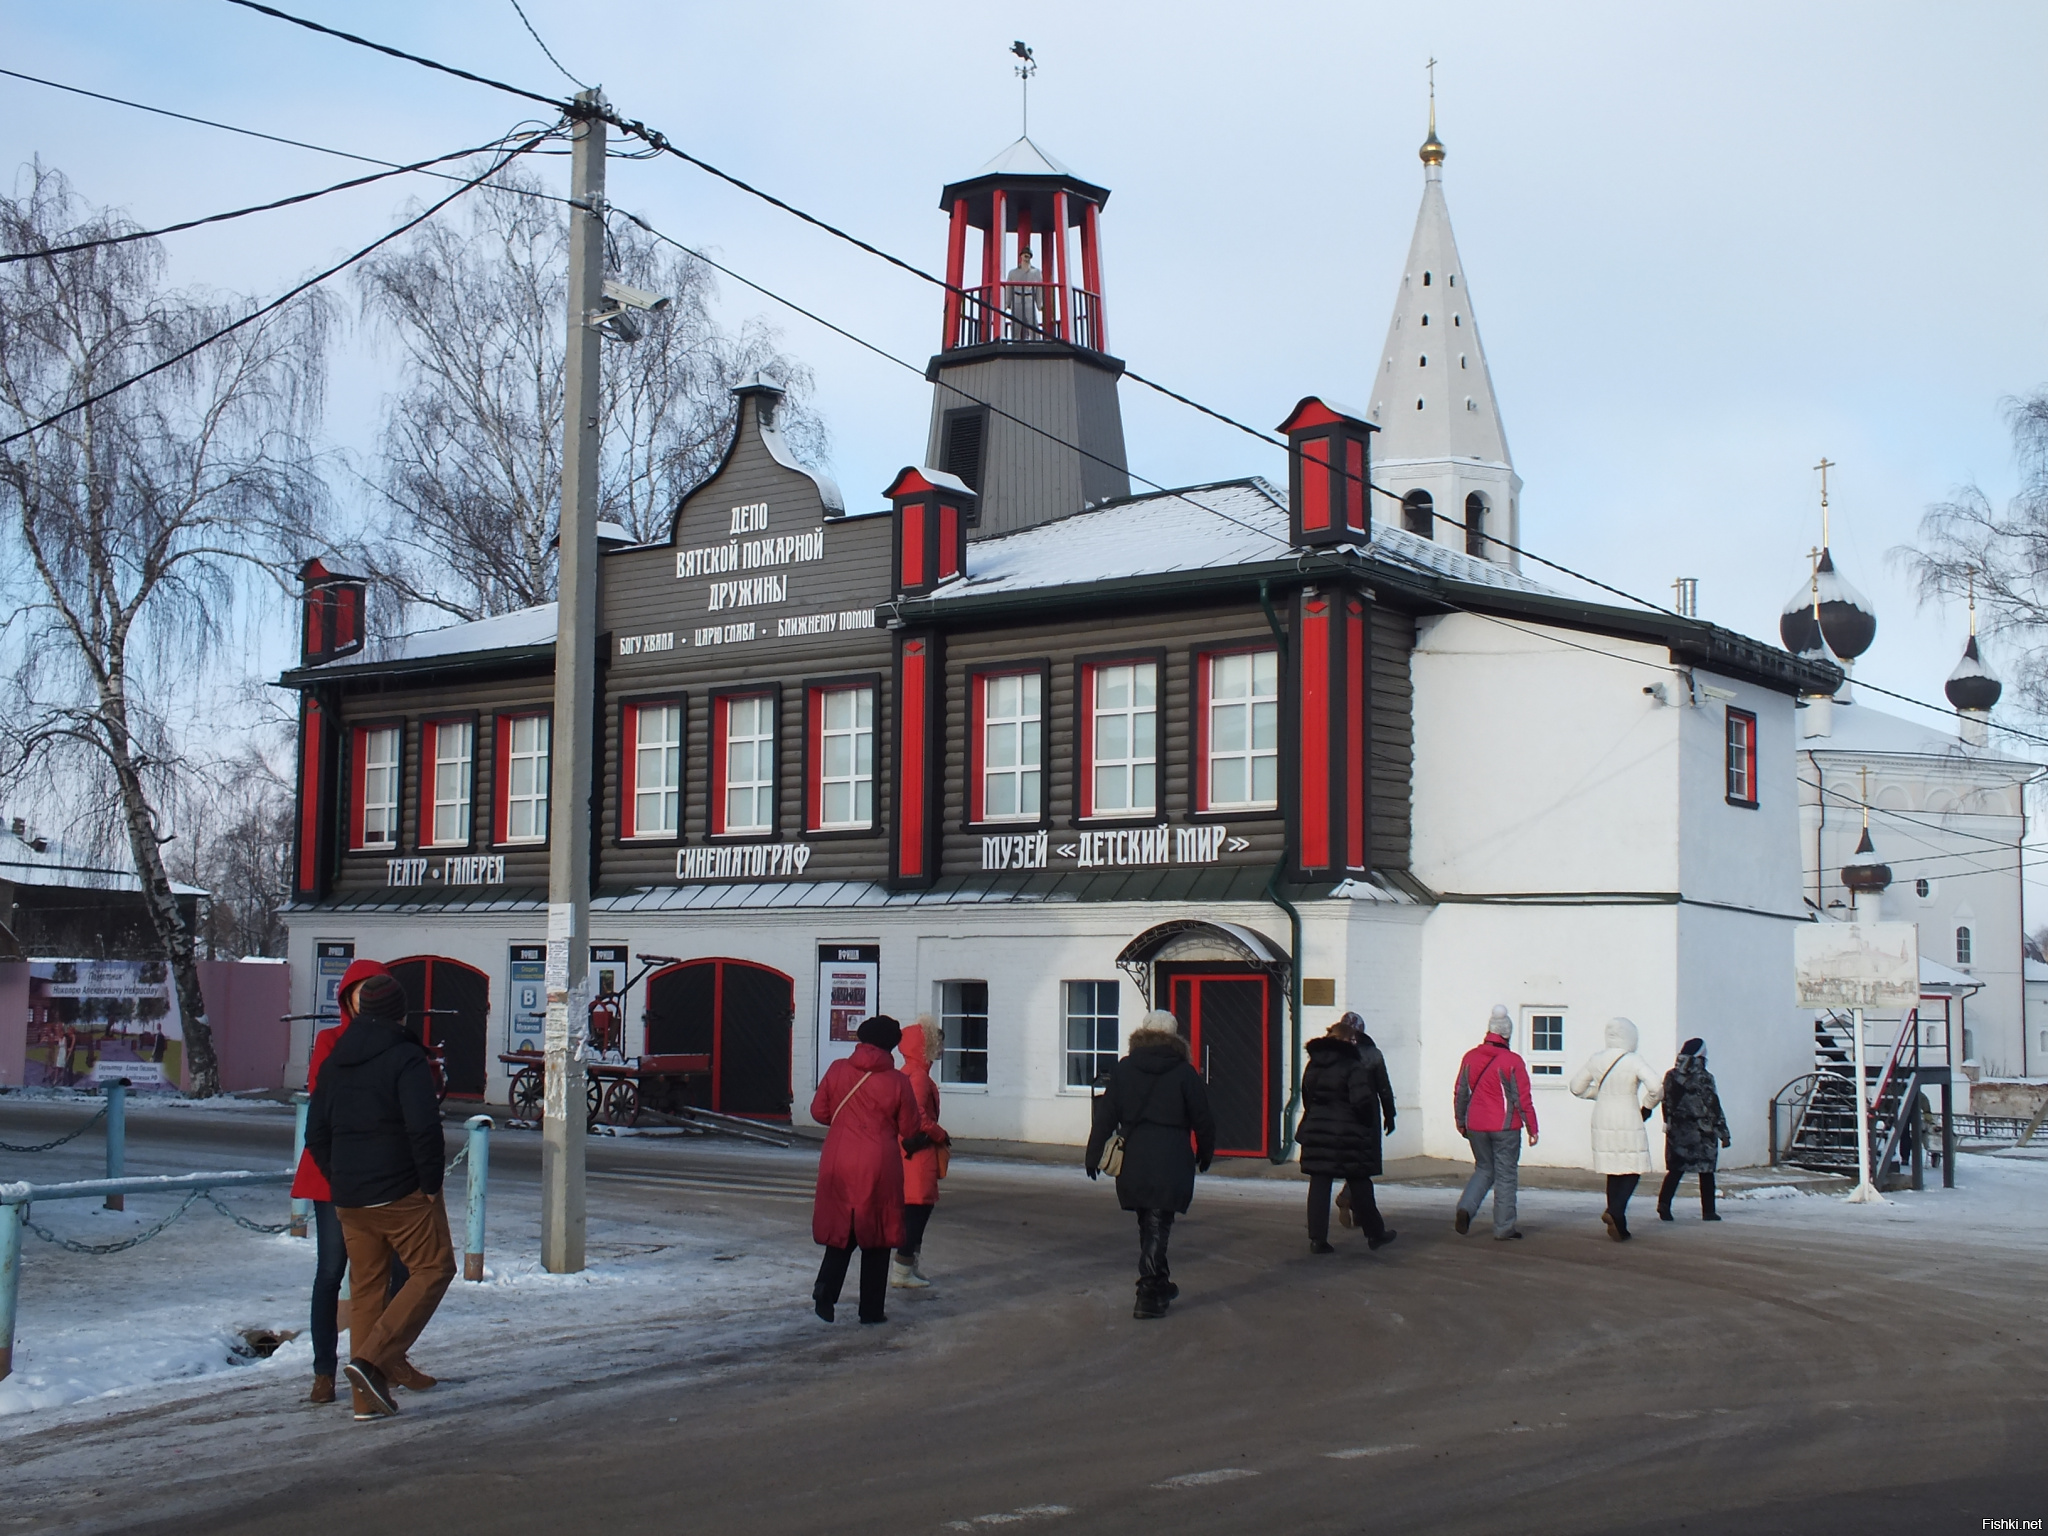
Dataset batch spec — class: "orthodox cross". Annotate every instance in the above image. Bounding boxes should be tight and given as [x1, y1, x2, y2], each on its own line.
[1808, 545, 1822, 621]
[1814, 456, 1835, 549]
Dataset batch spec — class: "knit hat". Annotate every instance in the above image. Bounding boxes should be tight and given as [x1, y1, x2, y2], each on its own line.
[1679, 1036, 1704, 1057]
[353, 974, 407, 1027]
[1332, 1011, 1366, 1041]
[1485, 1005, 1513, 1042]
[856, 1015, 903, 1052]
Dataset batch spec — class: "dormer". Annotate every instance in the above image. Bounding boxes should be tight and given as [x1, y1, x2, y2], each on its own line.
[886, 467, 975, 597]
[1278, 396, 1376, 548]
[298, 557, 367, 666]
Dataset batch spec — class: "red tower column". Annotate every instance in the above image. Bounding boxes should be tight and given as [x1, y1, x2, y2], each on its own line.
[985, 189, 1007, 343]
[1049, 190, 1069, 340]
[943, 197, 968, 349]
[1080, 199, 1105, 352]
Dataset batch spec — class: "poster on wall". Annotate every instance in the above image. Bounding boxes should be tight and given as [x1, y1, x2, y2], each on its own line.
[24, 959, 183, 1091]
[816, 943, 879, 1073]
[508, 944, 546, 1047]
[315, 941, 354, 1019]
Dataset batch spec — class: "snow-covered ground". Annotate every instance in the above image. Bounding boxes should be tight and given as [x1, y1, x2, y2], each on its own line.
[3, 1136, 2043, 1425]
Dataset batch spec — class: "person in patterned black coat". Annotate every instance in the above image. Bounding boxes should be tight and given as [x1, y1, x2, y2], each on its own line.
[1657, 1037, 1731, 1222]
[1296, 1014, 1397, 1254]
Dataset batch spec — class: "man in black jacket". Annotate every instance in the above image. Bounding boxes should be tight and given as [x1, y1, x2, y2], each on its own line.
[305, 973, 456, 1420]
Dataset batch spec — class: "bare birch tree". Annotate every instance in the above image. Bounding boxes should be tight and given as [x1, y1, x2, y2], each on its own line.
[354, 164, 824, 625]
[0, 163, 329, 1095]
[1906, 388, 2048, 713]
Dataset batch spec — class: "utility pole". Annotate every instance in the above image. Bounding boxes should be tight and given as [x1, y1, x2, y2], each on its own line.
[542, 89, 606, 1274]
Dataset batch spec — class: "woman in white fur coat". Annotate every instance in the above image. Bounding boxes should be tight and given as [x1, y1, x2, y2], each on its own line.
[1569, 1017, 1664, 1241]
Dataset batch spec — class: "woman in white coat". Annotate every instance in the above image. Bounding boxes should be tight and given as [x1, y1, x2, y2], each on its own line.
[1569, 1017, 1664, 1241]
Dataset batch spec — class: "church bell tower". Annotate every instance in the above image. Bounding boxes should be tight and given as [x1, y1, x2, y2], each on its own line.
[926, 137, 1131, 538]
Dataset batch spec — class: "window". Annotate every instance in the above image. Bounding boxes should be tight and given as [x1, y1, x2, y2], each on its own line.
[425, 719, 472, 847]
[1454, 312, 1462, 324]
[355, 724, 401, 850]
[941, 980, 989, 1084]
[940, 405, 987, 494]
[1416, 397, 1425, 410]
[1464, 493, 1487, 559]
[1419, 355, 1429, 367]
[811, 684, 874, 830]
[1203, 649, 1279, 811]
[1956, 926, 1973, 966]
[1448, 274, 1457, 287]
[1421, 313, 1430, 326]
[1422, 270, 1432, 285]
[1065, 980, 1120, 1087]
[625, 702, 682, 839]
[1526, 1008, 1566, 1076]
[716, 694, 775, 835]
[976, 670, 1042, 822]
[1725, 708, 1758, 806]
[1402, 488, 1434, 537]
[1915, 877, 1932, 899]
[500, 714, 550, 843]
[1460, 354, 1468, 368]
[1084, 661, 1157, 817]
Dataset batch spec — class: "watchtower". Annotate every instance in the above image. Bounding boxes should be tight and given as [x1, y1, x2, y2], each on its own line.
[926, 137, 1130, 538]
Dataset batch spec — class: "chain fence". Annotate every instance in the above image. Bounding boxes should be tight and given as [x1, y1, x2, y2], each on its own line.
[20, 1191, 203, 1255]
[0, 1103, 108, 1154]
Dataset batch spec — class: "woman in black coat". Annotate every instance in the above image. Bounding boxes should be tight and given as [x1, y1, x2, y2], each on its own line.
[1657, 1037, 1731, 1221]
[1296, 1013, 1398, 1253]
[1086, 1012, 1216, 1321]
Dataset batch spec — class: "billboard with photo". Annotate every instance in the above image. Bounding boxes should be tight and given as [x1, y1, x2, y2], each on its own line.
[24, 959, 183, 1090]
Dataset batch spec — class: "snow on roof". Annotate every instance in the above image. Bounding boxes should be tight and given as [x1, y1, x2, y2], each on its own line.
[927, 477, 1554, 602]
[1921, 955, 1983, 993]
[0, 822, 206, 897]
[319, 602, 558, 670]
[760, 424, 844, 513]
[973, 135, 1073, 178]
[1802, 701, 2043, 769]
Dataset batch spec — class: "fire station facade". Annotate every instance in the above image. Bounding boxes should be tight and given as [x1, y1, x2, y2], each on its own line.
[282, 132, 1834, 1167]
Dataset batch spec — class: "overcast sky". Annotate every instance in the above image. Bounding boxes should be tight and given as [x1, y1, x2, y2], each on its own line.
[7, 1, 2047, 872]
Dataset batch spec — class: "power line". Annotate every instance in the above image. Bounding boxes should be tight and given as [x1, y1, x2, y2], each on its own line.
[0, 130, 550, 265]
[506, 0, 587, 89]
[0, 130, 551, 451]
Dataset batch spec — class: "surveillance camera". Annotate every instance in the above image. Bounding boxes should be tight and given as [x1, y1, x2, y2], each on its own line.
[603, 280, 671, 313]
[598, 308, 645, 344]
[1699, 683, 1738, 702]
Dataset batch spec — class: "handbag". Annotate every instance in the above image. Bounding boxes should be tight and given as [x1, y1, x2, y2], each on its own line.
[1096, 1070, 1169, 1179]
[934, 1140, 951, 1179]
[830, 1071, 872, 1121]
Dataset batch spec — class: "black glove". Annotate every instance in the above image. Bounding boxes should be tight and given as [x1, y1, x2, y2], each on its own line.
[1384, 1116, 1397, 1136]
[1197, 1155, 1214, 1174]
[902, 1131, 932, 1155]
[1086, 1165, 1099, 1181]
[1641, 1106, 1654, 1122]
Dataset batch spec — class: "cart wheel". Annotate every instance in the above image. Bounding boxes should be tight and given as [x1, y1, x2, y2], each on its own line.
[587, 1075, 605, 1128]
[510, 1068, 542, 1121]
[603, 1078, 639, 1128]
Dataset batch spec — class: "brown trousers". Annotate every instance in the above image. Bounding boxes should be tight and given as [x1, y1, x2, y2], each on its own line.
[337, 1190, 457, 1373]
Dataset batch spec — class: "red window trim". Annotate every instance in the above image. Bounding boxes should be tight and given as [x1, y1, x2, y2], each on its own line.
[967, 663, 1049, 828]
[348, 719, 404, 853]
[804, 679, 879, 834]
[420, 715, 477, 850]
[1346, 597, 1367, 871]
[1075, 654, 1163, 822]
[619, 696, 685, 842]
[1726, 706, 1759, 808]
[1191, 643, 1280, 816]
[491, 708, 552, 847]
[1298, 597, 1333, 870]
[709, 688, 777, 839]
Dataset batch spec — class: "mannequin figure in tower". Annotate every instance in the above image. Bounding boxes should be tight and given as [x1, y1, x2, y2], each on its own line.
[1005, 243, 1042, 340]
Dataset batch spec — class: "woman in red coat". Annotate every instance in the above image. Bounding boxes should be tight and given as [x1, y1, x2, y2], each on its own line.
[290, 959, 416, 1403]
[890, 1015, 949, 1291]
[810, 1015, 923, 1324]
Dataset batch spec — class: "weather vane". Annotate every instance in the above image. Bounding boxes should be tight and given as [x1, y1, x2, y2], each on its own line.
[1012, 41, 1036, 136]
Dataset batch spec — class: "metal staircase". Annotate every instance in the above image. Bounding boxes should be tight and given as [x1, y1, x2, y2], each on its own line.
[1771, 1010, 1957, 1189]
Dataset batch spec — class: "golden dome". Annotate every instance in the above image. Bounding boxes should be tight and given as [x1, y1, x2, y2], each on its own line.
[1419, 127, 1445, 166]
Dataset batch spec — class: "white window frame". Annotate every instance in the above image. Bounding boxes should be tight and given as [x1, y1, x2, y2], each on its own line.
[426, 720, 472, 847]
[360, 725, 401, 850]
[1955, 926, 1973, 967]
[1205, 649, 1280, 811]
[1524, 1005, 1567, 1078]
[1088, 662, 1157, 818]
[1062, 979, 1121, 1090]
[939, 979, 990, 1087]
[980, 671, 1041, 823]
[816, 685, 874, 831]
[632, 703, 682, 839]
[722, 694, 775, 836]
[503, 714, 550, 844]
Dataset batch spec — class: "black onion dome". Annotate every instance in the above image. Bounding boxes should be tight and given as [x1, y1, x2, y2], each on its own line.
[1813, 549, 1876, 660]
[1841, 825, 1892, 894]
[1780, 575, 1823, 655]
[1945, 634, 2002, 712]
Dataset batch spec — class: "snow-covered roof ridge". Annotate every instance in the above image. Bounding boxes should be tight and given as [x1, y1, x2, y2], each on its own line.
[0, 821, 207, 895]
[318, 601, 558, 671]
[1803, 701, 2045, 770]
[759, 424, 844, 514]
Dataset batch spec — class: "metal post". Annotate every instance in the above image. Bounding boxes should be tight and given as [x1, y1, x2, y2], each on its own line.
[0, 1202, 19, 1382]
[1941, 1078, 1955, 1189]
[103, 1080, 126, 1211]
[1847, 1005, 1884, 1203]
[290, 1091, 311, 1238]
[463, 1114, 492, 1281]
[542, 90, 605, 1275]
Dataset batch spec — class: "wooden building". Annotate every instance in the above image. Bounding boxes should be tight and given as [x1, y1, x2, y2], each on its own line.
[282, 130, 1837, 1167]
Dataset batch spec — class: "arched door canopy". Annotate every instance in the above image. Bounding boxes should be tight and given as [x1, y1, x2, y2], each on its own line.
[1117, 920, 1290, 1004]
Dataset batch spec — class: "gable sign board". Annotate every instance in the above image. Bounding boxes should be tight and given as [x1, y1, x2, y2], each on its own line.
[1792, 921, 1919, 1010]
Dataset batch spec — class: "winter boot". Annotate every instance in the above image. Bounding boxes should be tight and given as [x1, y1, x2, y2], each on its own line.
[1701, 1173, 1721, 1221]
[909, 1251, 932, 1284]
[1367, 1228, 1398, 1251]
[308, 1374, 336, 1405]
[1454, 1207, 1472, 1235]
[388, 1358, 436, 1391]
[1133, 1282, 1169, 1321]
[889, 1257, 929, 1290]
[1309, 1239, 1337, 1254]
[343, 1359, 398, 1420]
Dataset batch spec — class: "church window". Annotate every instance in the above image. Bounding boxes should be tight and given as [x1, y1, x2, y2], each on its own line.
[1724, 709, 1758, 807]
[1415, 398, 1425, 410]
[1465, 398, 1477, 411]
[1464, 493, 1487, 558]
[1421, 314, 1430, 326]
[1422, 271, 1432, 285]
[1449, 274, 1457, 287]
[1454, 314, 1462, 326]
[1461, 355, 1468, 369]
[1915, 878, 1932, 899]
[1419, 356, 1428, 368]
[1955, 926, 1973, 966]
[1402, 489, 1433, 537]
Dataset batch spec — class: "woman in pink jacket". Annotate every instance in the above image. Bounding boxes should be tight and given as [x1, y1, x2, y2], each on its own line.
[809, 1015, 923, 1324]
[890, 1015, 950, 1290]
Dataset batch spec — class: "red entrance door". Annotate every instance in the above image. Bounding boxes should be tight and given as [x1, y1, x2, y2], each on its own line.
[644, 959, 794, 1118]
[388, 956, 490, 1099]
[1166, 970, 1273, 1158]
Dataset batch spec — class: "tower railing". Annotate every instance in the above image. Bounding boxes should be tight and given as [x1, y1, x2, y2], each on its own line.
[950, 282, 1102, 352]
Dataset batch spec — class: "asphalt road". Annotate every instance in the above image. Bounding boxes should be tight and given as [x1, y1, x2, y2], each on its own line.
[4, 1099, 2044, 1535]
